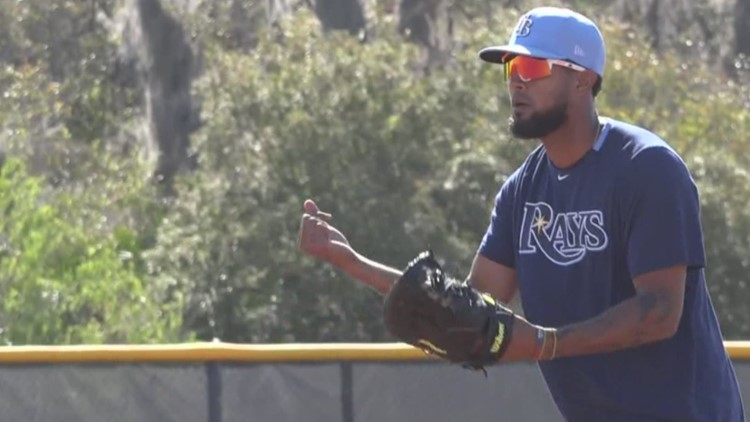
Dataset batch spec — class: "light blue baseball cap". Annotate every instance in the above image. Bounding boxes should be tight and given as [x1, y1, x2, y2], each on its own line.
[479, 7, 606, 77]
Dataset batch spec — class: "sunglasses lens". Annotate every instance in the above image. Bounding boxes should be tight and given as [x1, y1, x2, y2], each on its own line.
[505, 56, 551, 82]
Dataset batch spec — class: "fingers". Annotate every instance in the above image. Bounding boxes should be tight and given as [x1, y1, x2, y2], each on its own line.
[298, 211, 329, 252]
[298, 214, 316, 252]
[304, 199, 318, 214]
[299, 199, 335, 258]
[303, 198, 332, 222]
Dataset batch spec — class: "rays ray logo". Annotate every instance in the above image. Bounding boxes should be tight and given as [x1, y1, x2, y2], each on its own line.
[519, 202, 608, 266]
[514, 16, 533, 37]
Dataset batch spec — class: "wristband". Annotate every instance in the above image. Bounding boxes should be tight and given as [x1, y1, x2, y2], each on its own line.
[536, 327, 558, 361]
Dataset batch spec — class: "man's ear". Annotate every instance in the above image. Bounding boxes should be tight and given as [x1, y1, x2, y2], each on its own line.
[576, 70, 598, 94]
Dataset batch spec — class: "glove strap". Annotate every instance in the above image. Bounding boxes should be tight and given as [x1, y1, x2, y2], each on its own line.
[488, 308, 515, 361]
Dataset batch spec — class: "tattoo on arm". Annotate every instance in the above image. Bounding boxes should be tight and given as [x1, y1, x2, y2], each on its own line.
[555, 287, 677, 357]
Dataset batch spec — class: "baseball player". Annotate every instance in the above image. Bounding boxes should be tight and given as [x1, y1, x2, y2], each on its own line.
[299, 6, 745, 421]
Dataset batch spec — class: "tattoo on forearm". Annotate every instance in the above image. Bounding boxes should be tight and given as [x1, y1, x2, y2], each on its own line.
[638, 289, 674, 326]
[556, 288, 677, 355]
[637, 291, 658, 319]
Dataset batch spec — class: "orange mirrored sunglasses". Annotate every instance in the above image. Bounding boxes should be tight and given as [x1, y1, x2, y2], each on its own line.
[504, 55, 586, 82]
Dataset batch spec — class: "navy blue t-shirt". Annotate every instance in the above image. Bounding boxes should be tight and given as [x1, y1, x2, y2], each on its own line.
[479, 117, 745, 421]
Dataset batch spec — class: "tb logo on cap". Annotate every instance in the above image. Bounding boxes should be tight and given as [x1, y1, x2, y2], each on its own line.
[514, 15, 533, 37]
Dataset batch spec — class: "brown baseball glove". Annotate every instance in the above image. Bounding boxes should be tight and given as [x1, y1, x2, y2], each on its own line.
[383, 250, 515, 373]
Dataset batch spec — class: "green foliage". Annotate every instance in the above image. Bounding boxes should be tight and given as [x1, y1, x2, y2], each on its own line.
[0, 159, 183, 344]
[0, 0, 178, 344]
[0, 0, 141, 178]
[149, 13, 481, 342]
[1, 0, 749, 345]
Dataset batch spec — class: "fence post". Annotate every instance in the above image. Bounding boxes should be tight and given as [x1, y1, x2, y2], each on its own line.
[206, 362, 222, 422]
[341, 362, 354, 422]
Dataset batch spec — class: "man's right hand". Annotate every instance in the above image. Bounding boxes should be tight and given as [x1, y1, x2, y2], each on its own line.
[298, 199, 356, 269]
[298, 199, 402, 295]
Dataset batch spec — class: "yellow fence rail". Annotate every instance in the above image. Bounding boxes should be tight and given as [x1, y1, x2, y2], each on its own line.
[0, 341, 748, 363]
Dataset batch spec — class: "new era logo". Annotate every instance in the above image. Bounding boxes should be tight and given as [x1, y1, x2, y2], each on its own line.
[574, 45, 585, 56]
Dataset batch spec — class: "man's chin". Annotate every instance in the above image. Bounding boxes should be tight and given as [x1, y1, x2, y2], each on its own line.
[509, 117, 543, 140]
[509, 109, 567, 139]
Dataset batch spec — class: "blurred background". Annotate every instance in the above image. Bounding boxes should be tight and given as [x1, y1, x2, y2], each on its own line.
[0, 0, 748, 347]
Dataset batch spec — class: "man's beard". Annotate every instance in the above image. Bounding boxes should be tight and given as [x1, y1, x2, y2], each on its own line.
[510, 101, 568, 139]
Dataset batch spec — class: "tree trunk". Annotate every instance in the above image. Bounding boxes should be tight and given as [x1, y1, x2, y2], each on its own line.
[734, 0, 750, 57]
[609, 0, 747, 76]
[313, 0, 367, 36]
[225, 0, 291, 50]
[134, 0, 199, 192]
[611, 0, 700, 51]
[398, 0, 452, 69]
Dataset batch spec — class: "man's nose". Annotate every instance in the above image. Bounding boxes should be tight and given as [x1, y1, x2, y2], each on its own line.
[507, 73, 527, 92]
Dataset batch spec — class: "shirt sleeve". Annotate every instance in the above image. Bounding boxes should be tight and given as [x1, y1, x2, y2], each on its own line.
[478, 175, 517, 268]
[625, 147, 706, 278]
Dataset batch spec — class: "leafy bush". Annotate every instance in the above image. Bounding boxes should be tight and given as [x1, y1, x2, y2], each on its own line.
[1, 1, 749, 344]
[0, 159, 183, 344]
